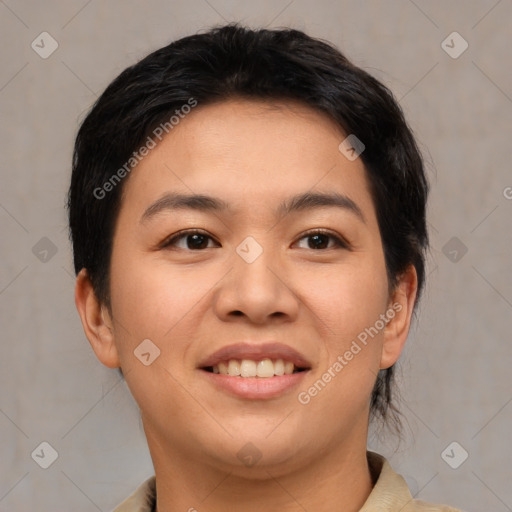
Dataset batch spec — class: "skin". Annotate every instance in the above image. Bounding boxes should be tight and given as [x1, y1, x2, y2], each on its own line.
[75, 98, 417, 512]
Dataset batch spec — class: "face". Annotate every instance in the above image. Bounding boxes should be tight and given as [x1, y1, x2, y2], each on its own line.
[77, 98, 416, 478]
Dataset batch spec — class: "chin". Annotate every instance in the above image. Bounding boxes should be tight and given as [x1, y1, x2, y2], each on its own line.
[199, 426, 311, 476]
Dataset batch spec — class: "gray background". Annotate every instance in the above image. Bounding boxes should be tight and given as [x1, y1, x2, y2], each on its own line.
[1, 1, 511, 511]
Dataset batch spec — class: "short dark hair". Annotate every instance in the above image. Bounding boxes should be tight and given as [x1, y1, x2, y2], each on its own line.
[67, 23, 429, 430]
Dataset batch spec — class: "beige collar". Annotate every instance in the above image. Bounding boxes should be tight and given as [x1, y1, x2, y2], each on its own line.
[113, 451, 461, 512]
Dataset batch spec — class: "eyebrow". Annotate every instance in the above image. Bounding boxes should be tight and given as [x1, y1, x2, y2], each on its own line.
[140, 191, 366, 224]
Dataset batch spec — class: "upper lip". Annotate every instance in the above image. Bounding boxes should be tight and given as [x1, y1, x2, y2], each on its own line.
[198, 342, 312, 369]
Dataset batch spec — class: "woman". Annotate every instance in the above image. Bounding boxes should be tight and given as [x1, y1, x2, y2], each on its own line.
[68, 24, 462, 512]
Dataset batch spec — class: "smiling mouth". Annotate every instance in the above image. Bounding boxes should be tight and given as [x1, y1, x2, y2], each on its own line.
[202, 358, 309, 378]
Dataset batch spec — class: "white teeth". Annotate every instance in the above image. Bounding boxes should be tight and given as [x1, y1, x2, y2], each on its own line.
[228, 359, 241, 376]
[240, 359, 257, 377]
[211, 358, 302, 377]
[284, 361, 294, 375]
[256, 358, 274, 378]
[274, 359, 285, 376]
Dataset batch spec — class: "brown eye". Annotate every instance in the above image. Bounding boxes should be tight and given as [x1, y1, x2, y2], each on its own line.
[295, 230, 349, 250]
[161, 230, 219, 250]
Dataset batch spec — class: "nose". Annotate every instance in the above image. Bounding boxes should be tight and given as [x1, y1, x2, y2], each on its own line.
[212, 241, 300, 325]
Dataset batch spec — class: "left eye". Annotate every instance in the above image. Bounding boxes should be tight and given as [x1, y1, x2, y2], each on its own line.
[295, 231, 348, 250]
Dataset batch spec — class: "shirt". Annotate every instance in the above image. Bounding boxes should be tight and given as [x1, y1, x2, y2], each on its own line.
[112, 451, 463, 512]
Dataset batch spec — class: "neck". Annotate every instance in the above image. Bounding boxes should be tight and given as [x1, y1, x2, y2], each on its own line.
[146, 427, 373, 512]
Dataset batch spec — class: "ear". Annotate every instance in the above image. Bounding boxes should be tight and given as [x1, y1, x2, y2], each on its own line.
[74, 268, 121, 369]
[380, 265, 418, 369]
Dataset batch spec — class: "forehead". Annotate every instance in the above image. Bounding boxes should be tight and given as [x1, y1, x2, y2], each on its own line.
[118, 98, 376, 223]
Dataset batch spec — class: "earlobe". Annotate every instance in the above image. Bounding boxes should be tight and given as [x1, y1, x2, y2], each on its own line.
[74, 268, 121, 369]
[380, 265, 418, 369]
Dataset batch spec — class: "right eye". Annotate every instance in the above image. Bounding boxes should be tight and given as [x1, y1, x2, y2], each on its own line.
[160, 230, 220, 251]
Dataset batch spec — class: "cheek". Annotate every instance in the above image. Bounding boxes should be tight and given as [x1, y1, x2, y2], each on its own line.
[295, 267, 387, 420]
[108, 250, 218, 355]
[292, 249, 389, 411]
[295, 258, 389, 344]
[107, 253, 210, 416]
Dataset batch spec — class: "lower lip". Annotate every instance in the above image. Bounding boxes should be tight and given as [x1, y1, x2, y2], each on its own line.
[200, 370, 309, 400]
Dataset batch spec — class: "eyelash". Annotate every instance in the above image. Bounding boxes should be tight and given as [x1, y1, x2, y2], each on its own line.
[160, 228, 350, 251]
